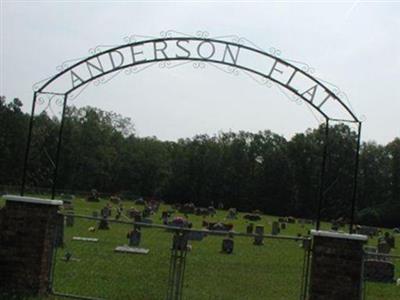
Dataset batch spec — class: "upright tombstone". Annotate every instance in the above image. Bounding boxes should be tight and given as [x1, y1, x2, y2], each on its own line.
[222, 236, 234, 254]
[208, 206, 216, 217]
[98, 217, 109, 230]
[98, 205, 111, 230]
[253, 225, 264, 245]
[287, 217, 295, 224]
[162, 211, 169, 225]
[377, 241, 391, 254]
[127, 228, 141, 247]
[87, 189, 99, 202]
[0, 195, 63, 297]
[271, 221, 280, 235]
[226, 208, 237, 220]
[308, 230, 367, 300]
[381, 232, 395, 249]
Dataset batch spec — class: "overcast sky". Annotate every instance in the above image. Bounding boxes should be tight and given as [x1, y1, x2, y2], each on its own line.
[1, 1, 399, 144]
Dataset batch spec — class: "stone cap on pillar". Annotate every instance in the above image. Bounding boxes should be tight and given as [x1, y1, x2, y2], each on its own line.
[311, 229, 368, 241]
[3, 195, 63, 206]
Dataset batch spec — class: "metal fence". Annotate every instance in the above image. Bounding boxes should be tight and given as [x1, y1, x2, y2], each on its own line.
[362, 245, 400, 300]
[50, 213, 310, 300]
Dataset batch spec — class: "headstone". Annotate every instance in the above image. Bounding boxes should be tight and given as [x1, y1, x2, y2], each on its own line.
[246, 223, 254, 234]
[208, 206, 216, 217]
[331, 221, 339, 231]
[280, 222, 286, 230]
[110, 195, 121, 204]
[222, 237, 234, 254]
[382, 233, 395, 248]
[212, 222, 225, 231]
[127, 229, 141, 247]
[179, 203, 195, 214]
[358, 226, 378, 237]
[364, 260, 395, 283]
[243, 214, 261, 221]
[63, 200, 74, 211]
[195, 207, 208, 216]
[253, 225, 264, 245]
[226, 208, 237, 220]
[101, 205, 112, 218]
[135, 197, 145, 205]
[87, 189, 99, 202]
[211, 222, 233, 231]
[162, 211, 169, 225]
[287, 217, 295, 224]
[271, 221, 280, 235]
[377, 241, 391, 254]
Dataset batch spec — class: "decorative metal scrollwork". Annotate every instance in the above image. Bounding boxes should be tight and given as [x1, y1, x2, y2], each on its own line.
[29, 30, 357, 123]
[35, 93, 64, 120]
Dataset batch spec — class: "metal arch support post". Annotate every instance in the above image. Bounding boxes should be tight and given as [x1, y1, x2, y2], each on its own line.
[316, 119, 329, 230]
[349, 122, 362, 233]
[20, 92, 38, 196]
[51, 94, 68, 200]
[166, 230, 188, 300]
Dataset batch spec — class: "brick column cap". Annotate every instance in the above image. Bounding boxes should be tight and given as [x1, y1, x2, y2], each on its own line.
[4, 195, 63, 206]
[311, 229, 368, 241]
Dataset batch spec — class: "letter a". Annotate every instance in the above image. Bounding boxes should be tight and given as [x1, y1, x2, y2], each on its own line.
[70, 70, 84, 88]
[301, 85, 318, 103]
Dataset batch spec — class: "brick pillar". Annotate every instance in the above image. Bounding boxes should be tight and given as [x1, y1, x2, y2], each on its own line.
[0, 195, 62, 297]
[308, 230, 367, 300]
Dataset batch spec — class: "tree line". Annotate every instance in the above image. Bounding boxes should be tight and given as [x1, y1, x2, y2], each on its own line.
[1, 96, 399, 227]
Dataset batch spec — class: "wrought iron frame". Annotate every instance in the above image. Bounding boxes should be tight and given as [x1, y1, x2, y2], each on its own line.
[20, 36, 362, 233]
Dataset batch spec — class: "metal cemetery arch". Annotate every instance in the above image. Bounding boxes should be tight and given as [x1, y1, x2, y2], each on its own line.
[21, 37, 362, 232]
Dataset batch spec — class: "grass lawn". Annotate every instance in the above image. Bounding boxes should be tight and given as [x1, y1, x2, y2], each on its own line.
[0, 195, 399, 300]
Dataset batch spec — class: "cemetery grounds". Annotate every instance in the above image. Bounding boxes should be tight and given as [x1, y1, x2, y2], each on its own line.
[0, 196, 398, 300]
